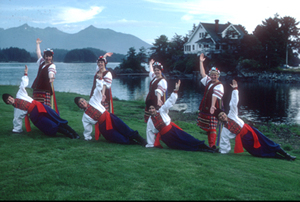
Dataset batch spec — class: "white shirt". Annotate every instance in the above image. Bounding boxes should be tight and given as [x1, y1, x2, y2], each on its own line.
[219, 89, 245, 154]
[82, 78, 107, 140]
[149, 71, 167, 97]
[201, 75, 224, 99]
[145, 92, 178, 148]
[12, 75, 33, 132]
[95, 66, 112, 89]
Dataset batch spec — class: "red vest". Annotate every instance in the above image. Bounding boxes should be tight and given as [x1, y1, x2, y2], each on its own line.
[199, 81, 222, 113]
[31, 62, 53, 95]
[145, 77, 165, 109]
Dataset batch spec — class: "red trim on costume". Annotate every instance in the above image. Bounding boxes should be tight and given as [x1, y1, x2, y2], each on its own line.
[25, 115, 31, 132]
[52, 85, 59, 115]
[95, 123, 100, 140]
[95, 111, 113, 140]
[26, 100, 47, 132]
[28, 100, 47, 114]
[154, 122, 182, 148]
[110, 88, 114, 114]
[234, 123, 261, 153]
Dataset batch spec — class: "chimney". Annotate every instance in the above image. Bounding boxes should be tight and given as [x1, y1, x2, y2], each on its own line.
[215, 19, 219, 33]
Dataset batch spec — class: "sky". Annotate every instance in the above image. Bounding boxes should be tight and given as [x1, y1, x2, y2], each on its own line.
[0, 0, 299, 44]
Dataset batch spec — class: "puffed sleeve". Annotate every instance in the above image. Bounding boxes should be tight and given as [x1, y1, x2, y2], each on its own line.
[200, 75, 210, 86]
[48, 64, 56, 78]
[16, 76, 31, 101]
[212, 83, 224, 99]
[228, 89, 239, 116]
[155, 78, 167, 97]
[103, 71, 112, 89]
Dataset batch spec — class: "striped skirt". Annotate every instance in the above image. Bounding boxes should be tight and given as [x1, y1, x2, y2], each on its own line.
[197, 111, 218, 132]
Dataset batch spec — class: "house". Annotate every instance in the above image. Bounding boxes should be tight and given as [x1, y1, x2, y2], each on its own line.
[184, 19, 246, 57]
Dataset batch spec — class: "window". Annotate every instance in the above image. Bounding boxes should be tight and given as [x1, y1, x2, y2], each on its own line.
[193, 45, 195, 50]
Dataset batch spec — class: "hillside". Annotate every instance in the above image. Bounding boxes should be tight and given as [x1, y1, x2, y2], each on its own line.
[0, 24, 152, 55]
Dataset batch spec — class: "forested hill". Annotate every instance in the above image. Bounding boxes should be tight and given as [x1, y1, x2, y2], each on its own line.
[0, 24, 152, 55]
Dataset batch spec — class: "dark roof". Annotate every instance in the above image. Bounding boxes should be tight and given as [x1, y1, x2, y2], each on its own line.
[201, 22, 244, 43]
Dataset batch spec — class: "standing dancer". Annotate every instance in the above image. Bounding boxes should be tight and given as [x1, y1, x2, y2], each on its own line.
[144, 59, 167, 122]
[197, 53, 224, 149]
[75, 71, 147, 145]
[145, 80, 218, 153]
[2, 65, 79, 139]
[90, 52, 114, 113]
[214, 80, 296, 161]
[31, 38, 58, 113]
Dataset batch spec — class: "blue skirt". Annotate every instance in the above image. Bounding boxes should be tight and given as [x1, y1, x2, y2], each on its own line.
[29, 104, 68, 136]
[242, 126, 281, 157]
[98, 113, 137, 144]
[160, 126, 205, 151]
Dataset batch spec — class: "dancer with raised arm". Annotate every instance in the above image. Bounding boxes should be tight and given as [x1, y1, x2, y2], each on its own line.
[145, 80, 218, 153]
[197, 53, 224, 149]
[144, 59, 167, 122]
[31, 38, 58, 113]
[2, 65, 79, 139]
[75, 71, 147, 146]
[214, 79, 296, 161]
[90, 52, 114, 113]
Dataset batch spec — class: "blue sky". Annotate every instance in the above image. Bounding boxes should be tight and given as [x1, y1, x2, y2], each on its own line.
[0, 0, 298, 44]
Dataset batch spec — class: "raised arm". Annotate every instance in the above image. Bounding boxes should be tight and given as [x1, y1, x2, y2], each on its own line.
[149, 59, 154, 73]
[36, 38, 42, 59]
[199, 53, 207, 78]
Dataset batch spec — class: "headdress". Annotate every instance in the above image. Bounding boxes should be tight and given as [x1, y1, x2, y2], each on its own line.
[213, 108, 225, 119]
[2, 93, 12, 104]
[209, 67, 220, 75]
[43, 48, 54, 56]
[97, 56, 107, 64]
[153, 61, 163, 71]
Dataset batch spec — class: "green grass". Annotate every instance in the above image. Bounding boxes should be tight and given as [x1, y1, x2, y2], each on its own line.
[0, 85, 300, 200]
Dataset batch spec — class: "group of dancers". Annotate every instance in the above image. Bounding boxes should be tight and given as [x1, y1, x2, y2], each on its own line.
[2, 38, 296, 161]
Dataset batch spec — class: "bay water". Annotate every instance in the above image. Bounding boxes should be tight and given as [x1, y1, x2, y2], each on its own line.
[1, 62, 300, 125]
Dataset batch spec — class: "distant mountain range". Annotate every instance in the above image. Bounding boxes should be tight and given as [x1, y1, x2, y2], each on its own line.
[0, 24, 152, 55]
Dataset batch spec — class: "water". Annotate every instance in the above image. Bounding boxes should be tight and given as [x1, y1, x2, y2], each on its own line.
[1, 62, 300, 125]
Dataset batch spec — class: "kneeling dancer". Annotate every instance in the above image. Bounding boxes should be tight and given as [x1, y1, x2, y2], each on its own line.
[214, 79, 296, 161]
[74, 71, 147, 145]
[2, 65, 79, 139]
[145, 80, 218, 153]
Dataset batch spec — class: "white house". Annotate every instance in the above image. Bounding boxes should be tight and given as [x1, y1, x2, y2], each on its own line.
[184, 19, 246, 57]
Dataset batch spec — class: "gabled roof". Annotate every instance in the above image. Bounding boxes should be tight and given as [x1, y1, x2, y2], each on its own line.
[201, 22, 229, 43]
[185, 21, 245, 45]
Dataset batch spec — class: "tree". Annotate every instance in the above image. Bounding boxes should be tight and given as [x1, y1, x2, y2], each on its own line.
[149, 35, 170, 72]
[64, 49, 97, 63]
[253, 14, 300, 68]
[119, 47, 146, 73]
[0, 47, 32, 62]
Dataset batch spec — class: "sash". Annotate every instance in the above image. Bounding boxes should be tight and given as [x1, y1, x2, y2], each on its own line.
[25, 100, 47, 132]
[95, 111, 113, 140]
[51, 83, 59, 115]
[234, 123, 261, 153]
[154, 122, 182, 148]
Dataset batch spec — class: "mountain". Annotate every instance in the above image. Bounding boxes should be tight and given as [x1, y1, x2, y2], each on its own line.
[0, 24, 152, 55]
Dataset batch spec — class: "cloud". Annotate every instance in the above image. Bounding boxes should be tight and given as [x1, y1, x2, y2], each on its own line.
[52, 6, 104, 24]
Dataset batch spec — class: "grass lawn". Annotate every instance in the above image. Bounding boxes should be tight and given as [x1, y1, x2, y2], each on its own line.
[0, 85, 300, 200]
